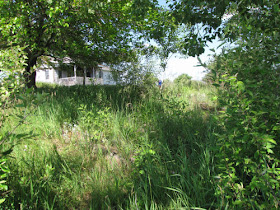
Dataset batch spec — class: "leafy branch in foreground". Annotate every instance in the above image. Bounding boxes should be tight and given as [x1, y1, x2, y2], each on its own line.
[0, 45, 48, 205]
[209, 38, 280, 208]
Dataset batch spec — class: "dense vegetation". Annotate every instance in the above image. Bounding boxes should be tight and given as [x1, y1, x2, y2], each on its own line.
[206, 39, 280, 208]
[1, 0, 280, 209]
[1, 82, 220, 209]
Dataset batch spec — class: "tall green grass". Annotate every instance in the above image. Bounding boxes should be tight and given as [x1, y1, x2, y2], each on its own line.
[1, 82, 221, 209]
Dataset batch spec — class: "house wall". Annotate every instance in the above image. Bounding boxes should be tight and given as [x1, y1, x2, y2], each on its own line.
[53, 70, 59, 83]
[57, 77, 102, 86]
[36, 64, 116, 85]
[103, 71, 116, 85]
[36, 64, 56, 83]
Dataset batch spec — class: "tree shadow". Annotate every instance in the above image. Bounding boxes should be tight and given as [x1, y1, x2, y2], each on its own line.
[131, 97, 220, 208]
[30, 85, 221, 209]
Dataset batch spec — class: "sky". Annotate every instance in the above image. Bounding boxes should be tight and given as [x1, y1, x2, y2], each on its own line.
[159, 53, 209, 81]
[156, 0, 223, 81]
[159, 38, 223, 81]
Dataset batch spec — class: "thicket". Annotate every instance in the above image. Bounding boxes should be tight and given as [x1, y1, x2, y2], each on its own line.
[1, 79, 221, 209]
[208, 27, 280, 209]
[2, 47, 279, 209]
[1, 0, 280, 208]
[173, 74, 192, 87]
[0, 46, 48, 206]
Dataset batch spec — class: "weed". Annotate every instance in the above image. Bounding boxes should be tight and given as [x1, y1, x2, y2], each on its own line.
[2, 82, 220, 209]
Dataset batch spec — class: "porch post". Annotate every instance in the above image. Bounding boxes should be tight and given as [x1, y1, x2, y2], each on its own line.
[74, 65, 77, 83]
[93, 67, 96, 85]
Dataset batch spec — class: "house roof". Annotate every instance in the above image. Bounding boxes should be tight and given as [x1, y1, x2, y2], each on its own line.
[38, 56, 112, 71]
[49, 57, 74, 64]
[98, 64, 110, 71]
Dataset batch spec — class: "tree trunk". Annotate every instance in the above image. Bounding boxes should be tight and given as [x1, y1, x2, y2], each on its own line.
[24, 56, 38, 89]
[83, 67, 86, 86]
[25, 70, 37, 89]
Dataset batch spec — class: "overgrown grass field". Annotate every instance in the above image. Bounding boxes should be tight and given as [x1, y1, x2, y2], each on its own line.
[2, 82, 221, 209]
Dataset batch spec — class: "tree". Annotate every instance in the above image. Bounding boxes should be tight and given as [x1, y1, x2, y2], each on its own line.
[146, 9, 186, 71]
[0, 0, 159, 88]
[169, 0, 280, 208]
[174, 74, 192, 86]
[111, 50, 160, 86]
[166, 0, 280, 208]
[168, 0, 280, 56]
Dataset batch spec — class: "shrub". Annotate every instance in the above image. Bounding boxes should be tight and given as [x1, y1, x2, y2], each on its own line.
[211, 41, 280, 208]
[173, 74, 192, 87]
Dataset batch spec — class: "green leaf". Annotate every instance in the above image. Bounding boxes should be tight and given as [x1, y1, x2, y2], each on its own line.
[0, 198, 6, 204]
[273, 5, 279, 12]
[237, 81, 245, 91]
[266, 138, 277, 145]
[267, 148, 274, 154]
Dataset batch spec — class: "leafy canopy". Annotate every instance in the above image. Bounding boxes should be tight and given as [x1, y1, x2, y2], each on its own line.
[0, 0, 164, 87]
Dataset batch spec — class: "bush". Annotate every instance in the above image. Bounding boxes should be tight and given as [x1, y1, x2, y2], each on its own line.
[173, 74, 192, 87]
[210, 40, 280, 208]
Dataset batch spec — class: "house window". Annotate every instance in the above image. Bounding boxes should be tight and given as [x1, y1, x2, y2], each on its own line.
[68, 71, 74, 77]
[86, 70, 91, 77]
[45, 70, 49, 80]
[58, 70, 62, 78]
[99, 70, 103, 79]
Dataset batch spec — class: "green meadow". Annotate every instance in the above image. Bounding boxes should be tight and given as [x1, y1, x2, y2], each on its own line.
[1, 82, 221, 209]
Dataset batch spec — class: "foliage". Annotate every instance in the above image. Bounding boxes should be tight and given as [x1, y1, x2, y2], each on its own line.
[209, 38, 280, 208]
[145, 10, 186, 71]
[169, 0, 280, 56]
[1, 82, 219, 209]
[168, 0, 280, 207]
[0, 48, 24, 204]
[0, 45, 48, 207]
[0, 46, 27, 204]
[173, 74, 192, 87]
[111, 53, 159, 89]
[0, 0, 163, 88]
[0, 156, 9, 204]
[0, 46, 26, 105]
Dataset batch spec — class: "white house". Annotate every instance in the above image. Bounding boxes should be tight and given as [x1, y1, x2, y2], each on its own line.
[36, 57, 116, 86]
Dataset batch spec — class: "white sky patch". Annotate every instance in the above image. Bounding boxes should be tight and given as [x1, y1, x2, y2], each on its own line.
[222, 13, 234, 21]
[160, 38, 224, 81]
[152, 0, 235, 81]
[160, 55, 207, 81]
